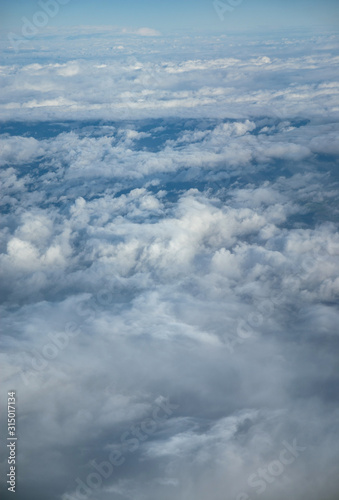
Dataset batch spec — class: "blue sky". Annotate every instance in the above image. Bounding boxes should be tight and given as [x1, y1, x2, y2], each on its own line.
[1, 0, 338, 33]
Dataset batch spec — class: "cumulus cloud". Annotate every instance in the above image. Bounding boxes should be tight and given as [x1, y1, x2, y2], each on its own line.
[1, 30, 339, 122]
[0, 28, 339, 500]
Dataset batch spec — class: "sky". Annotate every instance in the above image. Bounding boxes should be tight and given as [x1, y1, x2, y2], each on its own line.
[0, 0, 338, 33]
[0, 3, 339, 500]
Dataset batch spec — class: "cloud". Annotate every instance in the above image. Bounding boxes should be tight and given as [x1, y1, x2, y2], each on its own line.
[129, 27, 162, 37]
[0, 28, 339, 500]
[1, 30, 339, 123]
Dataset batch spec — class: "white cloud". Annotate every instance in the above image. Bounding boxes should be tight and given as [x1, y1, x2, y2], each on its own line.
[133, 27, 162, 37]
[0, 28, 339, 500]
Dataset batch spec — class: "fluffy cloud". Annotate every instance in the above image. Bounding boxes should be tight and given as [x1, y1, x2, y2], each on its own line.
[1, 30, 339, 122]
[0, 28, 339, 500]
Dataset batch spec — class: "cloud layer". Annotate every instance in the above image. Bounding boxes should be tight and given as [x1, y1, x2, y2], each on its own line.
[0, 28, 339, 500]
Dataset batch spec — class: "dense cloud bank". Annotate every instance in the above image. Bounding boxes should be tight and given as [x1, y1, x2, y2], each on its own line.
[1, 29, 339, 500]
